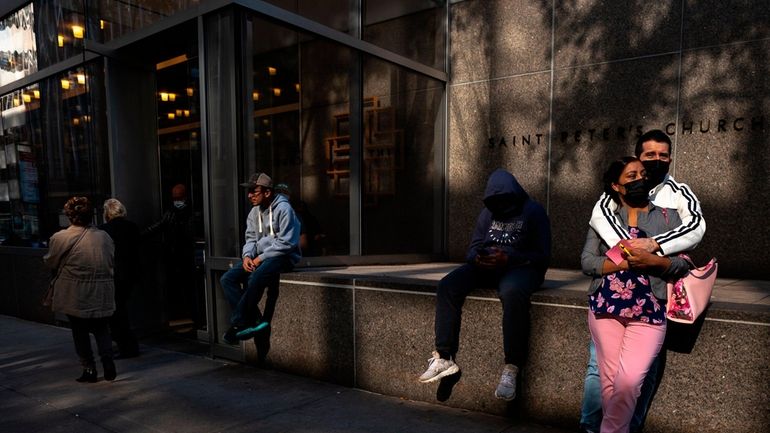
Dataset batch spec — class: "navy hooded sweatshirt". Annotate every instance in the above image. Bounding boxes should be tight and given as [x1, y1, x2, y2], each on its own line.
[466, 169, 552, 273]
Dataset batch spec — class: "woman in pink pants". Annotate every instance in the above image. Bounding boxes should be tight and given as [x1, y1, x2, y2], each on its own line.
[581, 157, 691, 433]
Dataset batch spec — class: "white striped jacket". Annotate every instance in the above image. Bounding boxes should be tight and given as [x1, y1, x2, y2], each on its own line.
[589, 175, 706, 255]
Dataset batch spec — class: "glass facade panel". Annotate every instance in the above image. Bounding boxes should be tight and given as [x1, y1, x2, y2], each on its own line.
[0, 61, 109, 246]
[298, 37, 352, 256]
[205, 10, 239, 258]
[363, 0, 446, 71]
[32, 0, 86, 70]
[89, 0, 200, 44]
[263, 0, 350, 33]
[361, 55, 444, 255]
[243, 13, 352, 257]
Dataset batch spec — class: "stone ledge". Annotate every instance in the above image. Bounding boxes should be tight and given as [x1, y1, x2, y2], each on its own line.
[246, 264, 770, 433]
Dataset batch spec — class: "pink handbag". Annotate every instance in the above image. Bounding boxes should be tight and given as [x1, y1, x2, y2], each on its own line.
[666, 256, 718, 324]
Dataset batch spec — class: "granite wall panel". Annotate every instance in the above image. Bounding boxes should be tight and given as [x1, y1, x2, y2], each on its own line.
[683, 0, 770, 49]
[249, 282, 355, 386]
[554, 0, 682, 68]
[448, 0, 770, 278]
[448, 73, 551, 260]
[548, 54, 679, 269]
[450, 0, 552, 83]
[257, 279, 769, 432]
[676, 40, 770, 277]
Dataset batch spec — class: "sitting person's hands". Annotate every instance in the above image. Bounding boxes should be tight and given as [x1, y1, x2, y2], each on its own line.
[625, 247, 670, 273]
[475, 247, 508, 269]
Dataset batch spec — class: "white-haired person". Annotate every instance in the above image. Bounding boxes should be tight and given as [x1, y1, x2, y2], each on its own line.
[99, 198, 141, 358]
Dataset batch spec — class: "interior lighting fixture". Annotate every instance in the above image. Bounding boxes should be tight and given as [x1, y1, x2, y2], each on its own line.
[72, 25, 84, 39]
[186, 87, 194, 97]
[76, 74, 86, 85]
[175, 109, 183, 116]
[22, 93, 31, 103]
[73, 118, 80, 125]
[268, 67, 277, 76]
[167, 113, 175, 119]
[13, 97, 20, 107]
[272, 87, 281, 97]
[295, 83, 300, 92]
[33, 90, 40, 99]
[61, 79, 71, 90]
[252, 91, 259, 101]
[183, 110, 190, 117]
[160, 92, 169, 101]
[99, 19, 105, 30]
[57, 35, 64, 47]
[168, 93, 176, 101]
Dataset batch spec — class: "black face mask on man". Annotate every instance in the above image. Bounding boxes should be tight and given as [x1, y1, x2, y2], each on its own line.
[642, 159, 670, 189]
[620, 178, 649, 207]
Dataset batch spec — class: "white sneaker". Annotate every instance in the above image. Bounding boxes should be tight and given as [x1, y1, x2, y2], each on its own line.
[494, 364, 518, 401]
[418, 351, 460, 383]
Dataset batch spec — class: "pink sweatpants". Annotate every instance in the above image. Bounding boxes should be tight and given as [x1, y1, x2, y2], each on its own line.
[588, 312, 666, 433]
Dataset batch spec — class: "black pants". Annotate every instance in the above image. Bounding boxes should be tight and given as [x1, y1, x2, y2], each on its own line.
[110, 281, 138, 355]
[434, 264, 543, 367]
[67, 315, 113, 368]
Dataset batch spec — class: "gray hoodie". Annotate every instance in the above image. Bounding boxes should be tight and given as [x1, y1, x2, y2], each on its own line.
[242, 193, 301, 264]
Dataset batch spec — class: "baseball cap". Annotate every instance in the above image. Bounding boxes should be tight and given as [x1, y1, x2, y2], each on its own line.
[239, 173, 273, 189]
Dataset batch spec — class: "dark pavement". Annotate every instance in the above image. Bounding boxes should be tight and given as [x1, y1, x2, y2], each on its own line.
[0, 315, 574, 433]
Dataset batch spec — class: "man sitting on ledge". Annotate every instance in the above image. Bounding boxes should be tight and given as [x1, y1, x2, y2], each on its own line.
[419, 168, 552, 401]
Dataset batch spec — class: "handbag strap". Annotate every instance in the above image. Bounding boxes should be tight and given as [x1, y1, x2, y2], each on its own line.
[50, 227, 90, 284]
[677, 253, 696, 269]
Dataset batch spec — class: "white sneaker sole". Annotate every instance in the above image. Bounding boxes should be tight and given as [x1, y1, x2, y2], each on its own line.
[419, 364, 460, 383]
[494, 390, 516, 401]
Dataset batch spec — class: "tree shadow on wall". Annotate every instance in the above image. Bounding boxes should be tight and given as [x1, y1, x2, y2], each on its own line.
[528, 0, 770, 277]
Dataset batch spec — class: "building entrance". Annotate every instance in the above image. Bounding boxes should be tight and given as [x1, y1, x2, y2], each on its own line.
[148, 25, 206, 336]
[108, 20, 207, 339]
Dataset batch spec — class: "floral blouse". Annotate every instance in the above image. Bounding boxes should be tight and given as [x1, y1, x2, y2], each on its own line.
[588, 227, 666, 325]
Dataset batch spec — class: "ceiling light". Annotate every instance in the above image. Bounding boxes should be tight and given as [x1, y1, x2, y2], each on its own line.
[72, 25, 84, 39]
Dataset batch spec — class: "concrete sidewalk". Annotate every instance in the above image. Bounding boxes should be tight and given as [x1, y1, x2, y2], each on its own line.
[0, 315, 572, 433]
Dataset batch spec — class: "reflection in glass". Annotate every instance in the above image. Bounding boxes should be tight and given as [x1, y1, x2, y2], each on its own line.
[0, 62, 109, 247]
[89, 0, 200, 44]
[0, 3, 38, 87]
[240, 14, 352, 257]
[361, 55, 444, 255]
[262, 0, 350, 33]
[364, 0, 447, 71]
[33, 1, 86, 70]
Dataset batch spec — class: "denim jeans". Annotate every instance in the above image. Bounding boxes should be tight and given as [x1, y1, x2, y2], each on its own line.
[580, 338, 663, 432]
[434, 263, 543, 366]
[219, 256, 292, 327]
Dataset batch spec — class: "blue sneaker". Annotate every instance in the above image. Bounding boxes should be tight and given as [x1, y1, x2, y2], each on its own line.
[235, 322, 270, 340]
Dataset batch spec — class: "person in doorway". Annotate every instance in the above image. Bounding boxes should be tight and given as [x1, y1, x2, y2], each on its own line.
[418, 169, 551, 401]
[580, 130, 706, 433]
[143, 183, 196, 328]
[219, 173, 301, 348]
[99, 198, 141, 358]
[582, 156, 692, 433]
[44, 196, 117, 383]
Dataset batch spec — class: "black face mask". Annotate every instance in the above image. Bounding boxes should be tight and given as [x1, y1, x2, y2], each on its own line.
[642, 159, 670, 189]
[484, 193, 522, 217]
[621, 178, 649, 207]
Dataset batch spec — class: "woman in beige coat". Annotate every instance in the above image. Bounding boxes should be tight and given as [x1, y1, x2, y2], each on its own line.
[44, 196, 117, 382]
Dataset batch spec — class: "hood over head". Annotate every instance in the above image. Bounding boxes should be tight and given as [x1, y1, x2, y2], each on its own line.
[482, 169, 529, 216]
